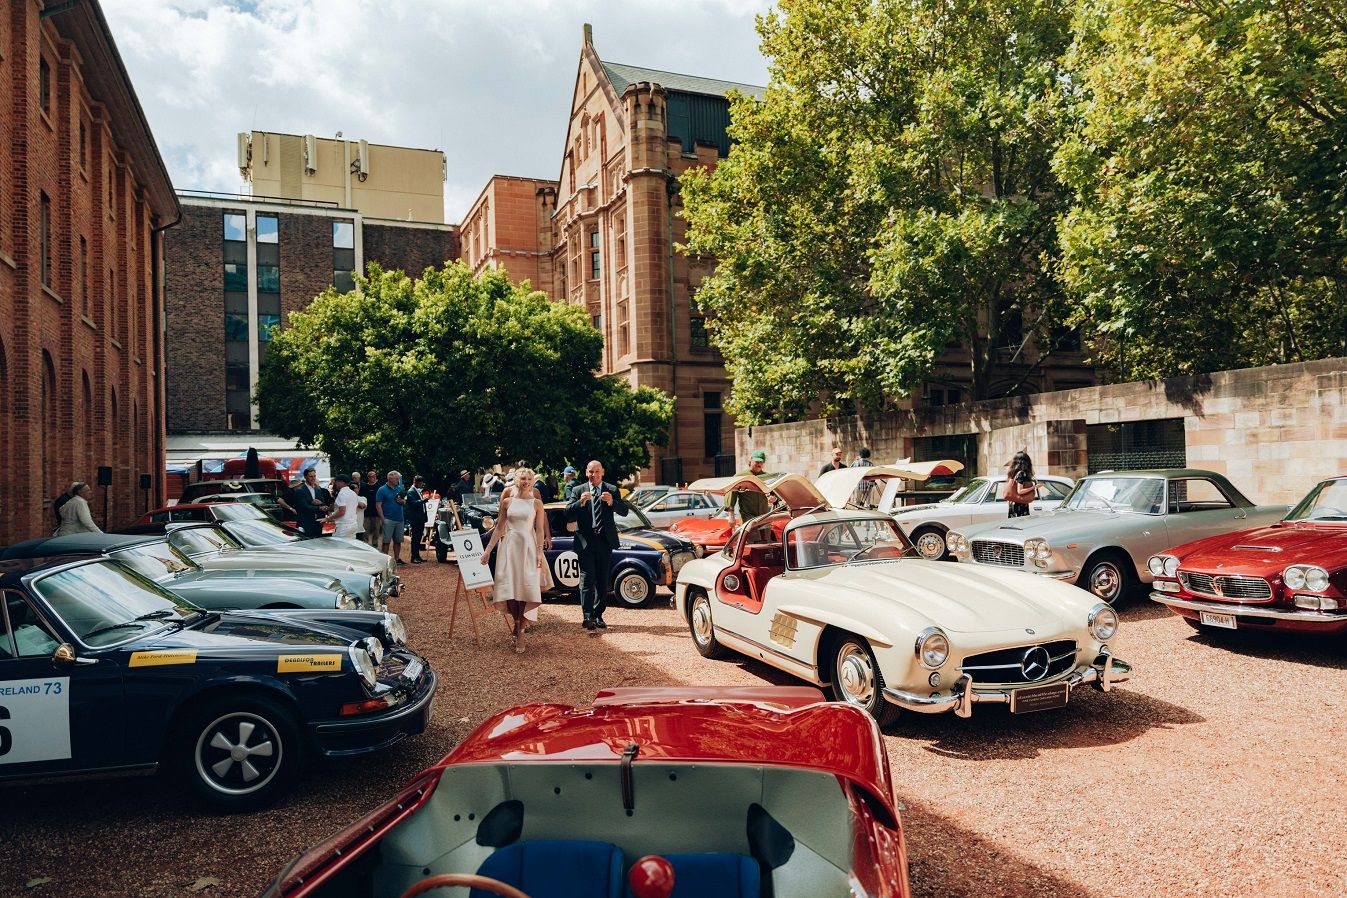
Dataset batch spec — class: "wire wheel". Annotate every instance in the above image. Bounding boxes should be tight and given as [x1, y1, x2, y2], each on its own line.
[913, 529, 949, 560]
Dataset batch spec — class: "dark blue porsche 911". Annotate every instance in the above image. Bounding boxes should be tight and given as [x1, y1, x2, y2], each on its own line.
[0, 554, 436, 810]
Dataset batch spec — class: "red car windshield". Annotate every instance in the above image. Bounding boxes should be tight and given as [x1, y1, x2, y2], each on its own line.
[1286, 479, 1347, 522]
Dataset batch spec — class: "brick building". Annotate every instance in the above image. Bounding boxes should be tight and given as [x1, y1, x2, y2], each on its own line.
[163, 194, 458, 456]
[0, 0, 178, 544]
[468, 26, 1097, 483]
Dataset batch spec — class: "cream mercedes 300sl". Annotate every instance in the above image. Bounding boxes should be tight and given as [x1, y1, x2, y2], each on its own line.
[674, 470, 1130, 726]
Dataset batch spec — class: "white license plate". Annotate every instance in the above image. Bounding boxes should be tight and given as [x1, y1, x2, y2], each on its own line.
[1199, 611, 1237, 630]
[402, 659, 424, 682]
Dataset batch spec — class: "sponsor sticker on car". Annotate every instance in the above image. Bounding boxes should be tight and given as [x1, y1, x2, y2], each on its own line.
[128, 649, 198, 667]
[0, 678, 71, 764]
[277, 654, 343, 673]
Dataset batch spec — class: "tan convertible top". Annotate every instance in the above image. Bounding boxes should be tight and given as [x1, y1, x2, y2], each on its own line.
[686, 473, 828, 513]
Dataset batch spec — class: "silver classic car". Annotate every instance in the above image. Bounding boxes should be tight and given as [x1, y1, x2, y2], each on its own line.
[947, 469, 1287, 603]
[880, 474, 1075, 559]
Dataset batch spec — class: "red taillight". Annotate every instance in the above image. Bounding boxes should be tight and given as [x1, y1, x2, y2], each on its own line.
[340, 696, 394, 716]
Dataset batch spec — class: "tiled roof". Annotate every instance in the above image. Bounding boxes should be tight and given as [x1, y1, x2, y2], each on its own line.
[601, 61, 766, 101]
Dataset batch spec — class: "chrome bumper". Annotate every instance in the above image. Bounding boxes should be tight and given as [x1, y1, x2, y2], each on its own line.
[1150, 592, 1345, 622]
[882, 648, 1131, 718]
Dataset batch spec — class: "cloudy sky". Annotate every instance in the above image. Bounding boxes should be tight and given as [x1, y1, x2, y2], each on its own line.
[102, 0, 774, 222]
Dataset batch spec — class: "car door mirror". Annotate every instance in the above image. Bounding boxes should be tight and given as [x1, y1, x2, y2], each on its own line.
[53, 643, 97, 667]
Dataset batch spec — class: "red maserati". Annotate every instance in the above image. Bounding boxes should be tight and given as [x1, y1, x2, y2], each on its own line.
[1149, 476, 1347, 634]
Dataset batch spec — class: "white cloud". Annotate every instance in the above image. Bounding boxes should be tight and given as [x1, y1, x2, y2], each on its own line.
[102, 0, 773, 222]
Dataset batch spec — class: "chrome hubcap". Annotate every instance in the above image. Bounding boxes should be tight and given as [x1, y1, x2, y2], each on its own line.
[196, 713, 280, 795]
[620, 575, 649, 604]
[691, 597, 713, 644]
[836, 643, 875, 706]
[1091, 564, 1121, 600]
[915, 533, 946, 559]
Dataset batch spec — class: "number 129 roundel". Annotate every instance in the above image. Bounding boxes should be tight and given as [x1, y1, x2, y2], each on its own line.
[0, 554, 436, 810]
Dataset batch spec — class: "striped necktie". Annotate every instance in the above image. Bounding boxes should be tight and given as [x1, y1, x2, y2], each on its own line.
[592, 483, 602, 531]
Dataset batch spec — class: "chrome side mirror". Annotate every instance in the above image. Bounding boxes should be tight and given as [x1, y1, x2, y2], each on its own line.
[53, 643, 97, 667]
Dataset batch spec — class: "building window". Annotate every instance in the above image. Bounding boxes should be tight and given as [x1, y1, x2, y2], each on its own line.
[704, 414, 722, 459]
[225, 287, 250, 431]
[224, 262, 248, 291]
[256, 214, 279, 243]
[223, 212, 246, 242]
[108, 267, 117, 336]
[590, 249, 601, 280]
[256, 265, 280, 293]
[39, 192, 51, 288]
[704, 391, 722, 409]
[690, 313, 709, 350]
[39, 57, 51, 117]
[333, 219, 355, 291]
[79, 237, 89, 317]
[79, 121, 87, 172]
[258, 294, 281, 344]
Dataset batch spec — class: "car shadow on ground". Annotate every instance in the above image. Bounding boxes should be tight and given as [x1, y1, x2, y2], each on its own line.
[898, 687, 1205, 761]
[1117, 593, 1175, 622]
[900, 799, 1098, 898]
[1182, 625, 1347, 670]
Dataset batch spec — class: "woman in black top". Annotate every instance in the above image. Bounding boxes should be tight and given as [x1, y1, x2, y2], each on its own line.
[1002, 451, 1037, 518]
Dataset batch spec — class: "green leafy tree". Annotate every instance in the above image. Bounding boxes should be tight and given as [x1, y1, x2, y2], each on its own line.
[257, 263, 674, 480]
[1055, 0, 1347, 379]
[682, 0, 1077, 423]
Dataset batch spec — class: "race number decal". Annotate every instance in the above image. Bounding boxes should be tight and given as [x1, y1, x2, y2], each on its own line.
[553, 551, 581, 588]
[0, 677, 71, 765]
[451, 529, 494, 589]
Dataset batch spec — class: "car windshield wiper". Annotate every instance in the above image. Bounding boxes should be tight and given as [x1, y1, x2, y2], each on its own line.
[81, 621, 149, 639]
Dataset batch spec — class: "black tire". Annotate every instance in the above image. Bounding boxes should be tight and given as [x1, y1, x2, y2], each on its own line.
[687, 590, 731, 659]
[1078, 551, 1135, 606]
[613, 569, 654, 608]
[826, 633, 902, 727]
[175, 693, 304, 812]
[910, 526, 950, 561]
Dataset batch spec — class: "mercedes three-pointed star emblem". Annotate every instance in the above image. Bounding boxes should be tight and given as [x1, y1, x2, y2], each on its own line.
[1020, 646, 1051, 681]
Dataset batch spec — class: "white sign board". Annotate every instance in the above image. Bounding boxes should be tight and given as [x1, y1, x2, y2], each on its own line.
[451, 528, 495, 590]
[0, 677, 71, 765]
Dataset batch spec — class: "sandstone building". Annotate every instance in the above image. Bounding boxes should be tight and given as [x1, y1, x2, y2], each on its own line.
[0, 0, 178, 543]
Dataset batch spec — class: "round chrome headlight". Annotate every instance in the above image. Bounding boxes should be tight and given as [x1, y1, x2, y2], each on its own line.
[347, 645, 378, 689]
[915, 627, 949, 669]
[1024, 538, 1051, 561]
[368, 575, 380, 598]
[1163, 556, 1179, 577]
[382, 612, 407, 646]
[1147, 555, 1165, 577]
[1305, 566, 1331, 592]
[946, 533, 967, 554]
[336, 591, 357, 610]
[481, 516, 495, 530]
[1088, 603, 1119, 641]
[693, 544, 705, 558]
[1283, 566, 1307, 590]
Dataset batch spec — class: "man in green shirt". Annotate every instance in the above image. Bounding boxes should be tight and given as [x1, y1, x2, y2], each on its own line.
[731, 450, 774, 521]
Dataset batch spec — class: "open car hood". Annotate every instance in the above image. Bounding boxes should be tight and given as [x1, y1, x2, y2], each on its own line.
[814, 464, 955, 509]
[687, 473, 828, 513]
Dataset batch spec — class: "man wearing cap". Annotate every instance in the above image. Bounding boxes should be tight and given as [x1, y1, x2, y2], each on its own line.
[731, 450, 773, 521]
[452, 470, 474, 506]
[562, 465, 577, 494]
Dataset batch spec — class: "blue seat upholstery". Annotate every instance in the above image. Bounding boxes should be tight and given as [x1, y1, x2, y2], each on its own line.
[472, 839, 624, 898]
[624, 853, 760, 898]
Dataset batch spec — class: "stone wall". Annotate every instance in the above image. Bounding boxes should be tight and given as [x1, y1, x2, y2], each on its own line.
[736, 357, 1347, 505]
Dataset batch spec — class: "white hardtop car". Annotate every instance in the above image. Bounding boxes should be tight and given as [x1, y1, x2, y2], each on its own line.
[675, 470, 1130, 725]
[639, 488, 724, 528]
[880, 474, 1076, 560]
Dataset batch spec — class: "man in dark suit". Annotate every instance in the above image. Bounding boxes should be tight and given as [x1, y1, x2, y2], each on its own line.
[292, 468, 332, 538]
[565, 459, 629, 631]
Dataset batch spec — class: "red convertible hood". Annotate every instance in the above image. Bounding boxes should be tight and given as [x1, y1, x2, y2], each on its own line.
[438, 692, 894, 812]
[1174, 522, 1347, 575]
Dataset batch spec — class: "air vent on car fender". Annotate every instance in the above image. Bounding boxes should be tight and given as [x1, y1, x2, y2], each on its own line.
[1232, 545, 1282, 551]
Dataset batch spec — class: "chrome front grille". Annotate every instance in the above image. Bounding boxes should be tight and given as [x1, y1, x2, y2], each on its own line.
[960, 640, 1077, 684]
[1180, 572, 1272, 600]
[971, 540, 1025, 567]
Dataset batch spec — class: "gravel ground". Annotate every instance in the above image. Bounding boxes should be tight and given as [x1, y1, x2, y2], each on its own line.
[2, 559, 1345, 896]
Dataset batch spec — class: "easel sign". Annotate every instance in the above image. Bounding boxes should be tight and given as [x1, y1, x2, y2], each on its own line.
[451, 529, 493, 589]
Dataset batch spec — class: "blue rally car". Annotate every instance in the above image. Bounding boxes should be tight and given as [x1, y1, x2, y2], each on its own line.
[540, 504, 701, 608]
[0, 554, 436, 811]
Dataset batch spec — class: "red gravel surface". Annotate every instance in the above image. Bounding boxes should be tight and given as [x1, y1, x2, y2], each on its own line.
[1, 560, 1345, 896]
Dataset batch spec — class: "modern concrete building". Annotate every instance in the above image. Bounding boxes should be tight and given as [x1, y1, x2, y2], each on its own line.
[239, 130, 447, 223]
[0, 0, 178, 543]
[162, 192, 457, 465]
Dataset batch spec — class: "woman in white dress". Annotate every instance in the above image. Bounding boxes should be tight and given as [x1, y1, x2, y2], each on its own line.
[481, 468, 553, 653]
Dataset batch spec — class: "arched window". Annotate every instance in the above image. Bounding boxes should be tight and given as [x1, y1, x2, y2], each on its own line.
[81, 371, 94, 478]
[41, 351, 57, 501]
